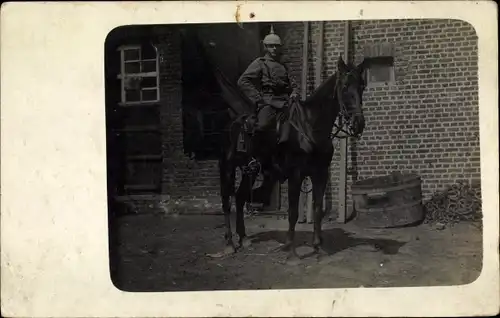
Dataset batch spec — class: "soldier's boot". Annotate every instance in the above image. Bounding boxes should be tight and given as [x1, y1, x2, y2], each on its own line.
[271, 145, 287, 183]
[278, 119, 291, 145]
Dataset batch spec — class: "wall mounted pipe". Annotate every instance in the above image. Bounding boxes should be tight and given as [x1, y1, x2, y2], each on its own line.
[298, 21, 313, 223]
[338, 20, 351, 223]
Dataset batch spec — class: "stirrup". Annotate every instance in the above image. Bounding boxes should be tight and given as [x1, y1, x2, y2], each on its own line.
[243, 157, 261, 174]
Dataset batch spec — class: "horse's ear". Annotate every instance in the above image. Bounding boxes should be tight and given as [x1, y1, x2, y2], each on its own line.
[337, 54, 348, 73]
[356, 59, 370, 80]
[356, 59, 368, 72]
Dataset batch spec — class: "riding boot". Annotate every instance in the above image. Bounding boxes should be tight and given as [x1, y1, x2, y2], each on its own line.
[273, 146, 287, 183]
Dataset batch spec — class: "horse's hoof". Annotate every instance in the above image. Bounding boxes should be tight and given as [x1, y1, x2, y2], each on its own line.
[206, 245, 236, 258]
[239, 237, 252, 249]
[272, 242, 292, 253]
[285, 253, 302, 266]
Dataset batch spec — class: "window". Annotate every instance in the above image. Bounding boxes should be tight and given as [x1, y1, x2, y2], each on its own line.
[364, 42, 396, 87]
[366, 56, 395, 85]
[117, 43, 160, 105]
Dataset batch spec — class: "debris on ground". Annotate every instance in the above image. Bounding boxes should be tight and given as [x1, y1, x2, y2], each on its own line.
[434, 222, 446, 230]
[423, 181, 482, 227]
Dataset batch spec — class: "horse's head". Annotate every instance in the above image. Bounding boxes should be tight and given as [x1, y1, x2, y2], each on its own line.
[335, 55, 367, 138]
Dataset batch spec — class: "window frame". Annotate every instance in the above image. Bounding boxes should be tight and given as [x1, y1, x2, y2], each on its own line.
[116, 44, 160, 106]
[364, 42, 396, 88]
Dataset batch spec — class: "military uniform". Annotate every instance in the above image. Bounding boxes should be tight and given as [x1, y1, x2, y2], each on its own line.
[237, 54, 299, 133]
[236, 26, 296, 178]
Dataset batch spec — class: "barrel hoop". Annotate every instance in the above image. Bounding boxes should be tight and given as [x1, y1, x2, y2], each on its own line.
[351, 174, 421, 188]
[355, 199, 422, 213]
[351, 180, 422, 196]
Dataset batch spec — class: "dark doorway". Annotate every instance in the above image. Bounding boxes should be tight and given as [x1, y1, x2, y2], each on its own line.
[179, 23, 280, 209]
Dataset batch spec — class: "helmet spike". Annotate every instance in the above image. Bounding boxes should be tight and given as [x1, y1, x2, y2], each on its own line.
[263, 24, 282, 46]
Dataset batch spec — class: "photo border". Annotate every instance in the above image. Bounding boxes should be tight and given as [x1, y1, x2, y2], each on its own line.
[1, 1, 498, 317]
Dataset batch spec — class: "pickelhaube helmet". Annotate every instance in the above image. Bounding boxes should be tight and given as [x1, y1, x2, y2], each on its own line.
[262, 25, 282, 45]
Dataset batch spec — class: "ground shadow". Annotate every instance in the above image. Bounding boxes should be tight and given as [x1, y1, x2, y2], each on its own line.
[110, 215, 482, 292]
[249, 228, 407, 257]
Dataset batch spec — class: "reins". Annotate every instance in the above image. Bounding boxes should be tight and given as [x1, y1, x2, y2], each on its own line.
[329, 70, 364, 140]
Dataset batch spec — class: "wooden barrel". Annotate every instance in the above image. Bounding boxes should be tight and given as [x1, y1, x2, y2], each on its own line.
[351, 173, 424, 228]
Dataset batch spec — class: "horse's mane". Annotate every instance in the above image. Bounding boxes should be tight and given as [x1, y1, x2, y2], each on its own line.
[303, 72, 338, 106]
[286, 71, 341, 151]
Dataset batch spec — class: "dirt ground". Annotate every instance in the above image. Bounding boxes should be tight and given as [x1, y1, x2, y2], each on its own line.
[109, 213, 483, 292]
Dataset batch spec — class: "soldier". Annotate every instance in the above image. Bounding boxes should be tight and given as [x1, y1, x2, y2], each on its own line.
[237, 26, 299, 174]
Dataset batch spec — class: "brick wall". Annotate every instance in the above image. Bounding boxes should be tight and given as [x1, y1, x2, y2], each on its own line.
[349, 19, 479, 204]
[277, 19, 480, 217]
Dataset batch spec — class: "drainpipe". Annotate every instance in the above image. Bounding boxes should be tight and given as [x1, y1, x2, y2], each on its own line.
[337, 20, 350, 223]
[301, 22, 309, 100]
[314, 22, 326, 215]
[299, 22, 313, 223]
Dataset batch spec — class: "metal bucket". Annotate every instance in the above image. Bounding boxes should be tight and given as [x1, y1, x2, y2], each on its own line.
[351, 173, 424, 228]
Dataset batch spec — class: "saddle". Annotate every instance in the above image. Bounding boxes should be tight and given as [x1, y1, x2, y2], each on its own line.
[229, 113, 255, 154]
[231, 98, 315, 159]
[233, 113, 289, 154]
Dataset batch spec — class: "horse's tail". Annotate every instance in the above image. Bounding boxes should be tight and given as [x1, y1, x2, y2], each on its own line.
[225, 116, 245, 162]
[218, 152, 236, 199]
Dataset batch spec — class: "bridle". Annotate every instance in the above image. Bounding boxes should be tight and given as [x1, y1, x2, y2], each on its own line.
[330, 69, 365, 140]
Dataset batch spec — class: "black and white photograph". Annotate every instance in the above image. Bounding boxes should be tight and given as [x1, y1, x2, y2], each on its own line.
[106, 19, 483, 291]
[1, 2, 498, 317]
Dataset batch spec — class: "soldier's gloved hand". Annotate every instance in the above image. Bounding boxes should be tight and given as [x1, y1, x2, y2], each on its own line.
[290, 92, 299, 100]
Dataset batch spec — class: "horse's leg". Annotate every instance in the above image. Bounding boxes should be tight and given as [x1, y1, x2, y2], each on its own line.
[282, 167, 302, 263]
[311, 166, 329, 257]
[217, 156, 237, 255]
[235, 170, 256, 249]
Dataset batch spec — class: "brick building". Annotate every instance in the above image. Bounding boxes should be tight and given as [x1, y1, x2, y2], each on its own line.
[105, 19, 480, 216]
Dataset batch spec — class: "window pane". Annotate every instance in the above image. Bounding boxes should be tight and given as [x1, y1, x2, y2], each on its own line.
[124, 76, 142, 90]
[125, 89, 141, 102]
[124, 62, 140, 74]
[142, 60, 157, 73]
[142, 44, 157, 60]
[124, 49, 140, 61]
[369, 65, 392, 82]
[142, 89, 158, 101]
[141, 77, 158, 88]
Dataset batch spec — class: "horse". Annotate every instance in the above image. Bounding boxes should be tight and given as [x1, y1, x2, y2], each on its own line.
[211, 55, 367, 262]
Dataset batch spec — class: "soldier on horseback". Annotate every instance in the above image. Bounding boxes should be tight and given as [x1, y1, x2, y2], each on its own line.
[237, 26, 299, 178]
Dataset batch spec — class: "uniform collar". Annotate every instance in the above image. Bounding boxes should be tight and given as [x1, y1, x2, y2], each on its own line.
[263, 53, 284, 63]
[263, 53, 275, 61]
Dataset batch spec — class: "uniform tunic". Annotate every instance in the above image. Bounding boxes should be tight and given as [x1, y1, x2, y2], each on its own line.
[237, 54, 299, 132]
